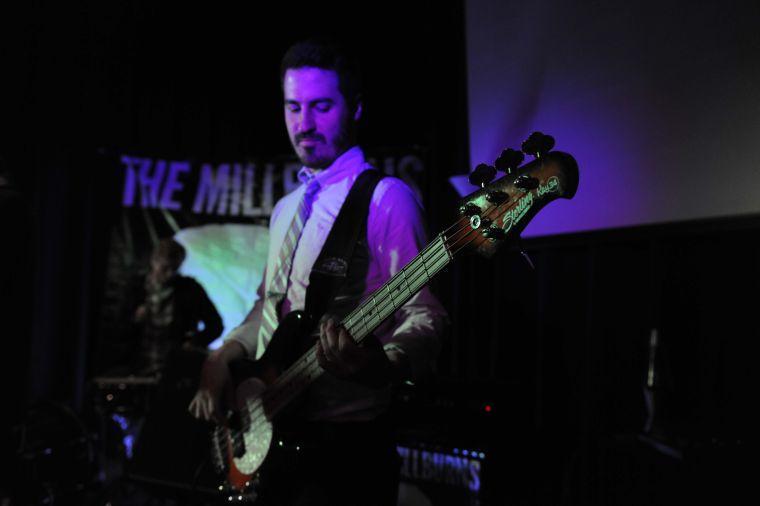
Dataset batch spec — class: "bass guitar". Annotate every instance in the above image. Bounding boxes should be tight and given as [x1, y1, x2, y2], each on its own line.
[210, 132, 578, 501]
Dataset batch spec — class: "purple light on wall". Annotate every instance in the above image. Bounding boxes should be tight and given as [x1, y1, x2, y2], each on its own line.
[465, 0, 760, 237]
[464, 45, 653, 237]
[452, 84, 652, 237]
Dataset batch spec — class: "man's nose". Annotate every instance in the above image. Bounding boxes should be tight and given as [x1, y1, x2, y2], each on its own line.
[297, 109, 316, 132]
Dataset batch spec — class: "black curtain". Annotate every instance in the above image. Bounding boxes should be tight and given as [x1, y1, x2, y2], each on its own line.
[1, 0, 469, 411]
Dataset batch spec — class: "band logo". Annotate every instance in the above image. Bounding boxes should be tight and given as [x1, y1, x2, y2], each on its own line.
[119, 152, 426, 218]
[120, 155, 303, 218]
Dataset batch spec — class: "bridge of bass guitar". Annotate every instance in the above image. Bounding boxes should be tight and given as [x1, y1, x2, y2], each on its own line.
[210, 377, 273, 498]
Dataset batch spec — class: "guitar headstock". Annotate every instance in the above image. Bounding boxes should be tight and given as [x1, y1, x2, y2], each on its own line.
[446, 133, 579, 259]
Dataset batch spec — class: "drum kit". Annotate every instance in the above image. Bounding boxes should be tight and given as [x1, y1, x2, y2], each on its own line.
[6, 374, 160, 505]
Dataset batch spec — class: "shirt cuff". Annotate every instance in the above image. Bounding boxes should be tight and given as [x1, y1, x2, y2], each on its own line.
[224, 320, 259, 357]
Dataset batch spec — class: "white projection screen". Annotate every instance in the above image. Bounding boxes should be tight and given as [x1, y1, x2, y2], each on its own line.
[465, 0, 760, 237]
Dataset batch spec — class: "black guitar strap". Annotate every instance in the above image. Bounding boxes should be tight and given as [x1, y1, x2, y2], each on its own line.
[304, 168, 385, 324]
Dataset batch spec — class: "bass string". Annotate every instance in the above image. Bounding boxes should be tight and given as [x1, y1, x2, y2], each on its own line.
[240, 250, 445, 427]
[212, 243, 449, 443]
[252, 236, 455, 412]
[217, 190, 523, 446]
[340, 193, 519, 341]
[245, 227, 467, 424]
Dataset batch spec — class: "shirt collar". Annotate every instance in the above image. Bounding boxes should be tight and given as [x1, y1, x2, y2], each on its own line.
[296, 145, 367, 188]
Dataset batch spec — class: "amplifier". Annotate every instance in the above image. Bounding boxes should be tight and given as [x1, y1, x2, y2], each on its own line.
[392, 379, 535, 505]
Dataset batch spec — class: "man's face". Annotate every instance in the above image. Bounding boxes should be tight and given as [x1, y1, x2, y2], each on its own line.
[283, 67, 360, 169]
[150, 253, 175, 284]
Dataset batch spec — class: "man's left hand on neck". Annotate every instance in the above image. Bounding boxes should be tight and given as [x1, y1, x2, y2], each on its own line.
[316, 318, 404, 388]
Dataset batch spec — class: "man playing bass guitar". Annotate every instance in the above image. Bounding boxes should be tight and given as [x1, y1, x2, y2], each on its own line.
[189, 39, 448, 505]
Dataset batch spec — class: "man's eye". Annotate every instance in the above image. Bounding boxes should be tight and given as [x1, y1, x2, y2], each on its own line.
[286, 104, 300, 113]
[315, 103, 332, 113]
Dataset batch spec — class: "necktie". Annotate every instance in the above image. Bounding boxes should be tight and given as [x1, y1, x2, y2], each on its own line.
[257, 178, 320, 345]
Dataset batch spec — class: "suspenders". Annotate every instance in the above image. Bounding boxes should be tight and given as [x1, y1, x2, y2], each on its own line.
[304, 169, 385, 323]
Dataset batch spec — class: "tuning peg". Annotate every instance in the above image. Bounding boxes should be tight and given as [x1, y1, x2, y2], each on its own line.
[514, 174, 539, 190]
[486, 190, 509, 204]
[521, 132, 555, 158]
[459, 203, 481, 216]
[482, 226, 507, 241]
[494, 148, 524, 174]
[468, 163, 497, 188]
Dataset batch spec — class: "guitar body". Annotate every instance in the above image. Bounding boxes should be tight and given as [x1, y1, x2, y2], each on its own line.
[251, 311, 317, 383]
[212, 310, 317, 498]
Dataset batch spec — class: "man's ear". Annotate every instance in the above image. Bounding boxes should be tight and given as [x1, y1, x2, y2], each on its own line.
[353, 99, 363, 122]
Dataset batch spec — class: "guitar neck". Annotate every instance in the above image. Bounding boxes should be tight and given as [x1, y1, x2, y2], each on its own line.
[246, 146, 579, 425]
[260, 233, 453, 418]
[342, 233, 452, 344]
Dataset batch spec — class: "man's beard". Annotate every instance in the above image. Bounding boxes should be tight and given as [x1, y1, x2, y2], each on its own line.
[294, 122, 354, 169]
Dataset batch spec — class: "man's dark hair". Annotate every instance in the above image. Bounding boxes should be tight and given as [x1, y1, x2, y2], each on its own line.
[280, 39, 362, 110]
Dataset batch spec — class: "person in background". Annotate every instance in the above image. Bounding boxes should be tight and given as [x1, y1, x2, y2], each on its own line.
[134, 238, 223, 375]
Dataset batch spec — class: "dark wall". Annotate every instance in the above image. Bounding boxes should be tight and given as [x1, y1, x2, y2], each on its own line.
[466, 0, 760, 235]
[444, 214, 756, 503]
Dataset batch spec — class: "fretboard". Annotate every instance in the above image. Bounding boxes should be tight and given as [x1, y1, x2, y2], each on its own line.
[258, 233, 452, 420]
[343, 233, 452, 344]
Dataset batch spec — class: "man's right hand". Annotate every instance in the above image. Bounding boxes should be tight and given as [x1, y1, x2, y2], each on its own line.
[188, 340, 246, 422]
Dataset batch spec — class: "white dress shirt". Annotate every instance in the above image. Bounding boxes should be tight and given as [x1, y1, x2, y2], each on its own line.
[226, 146, 448, 420]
